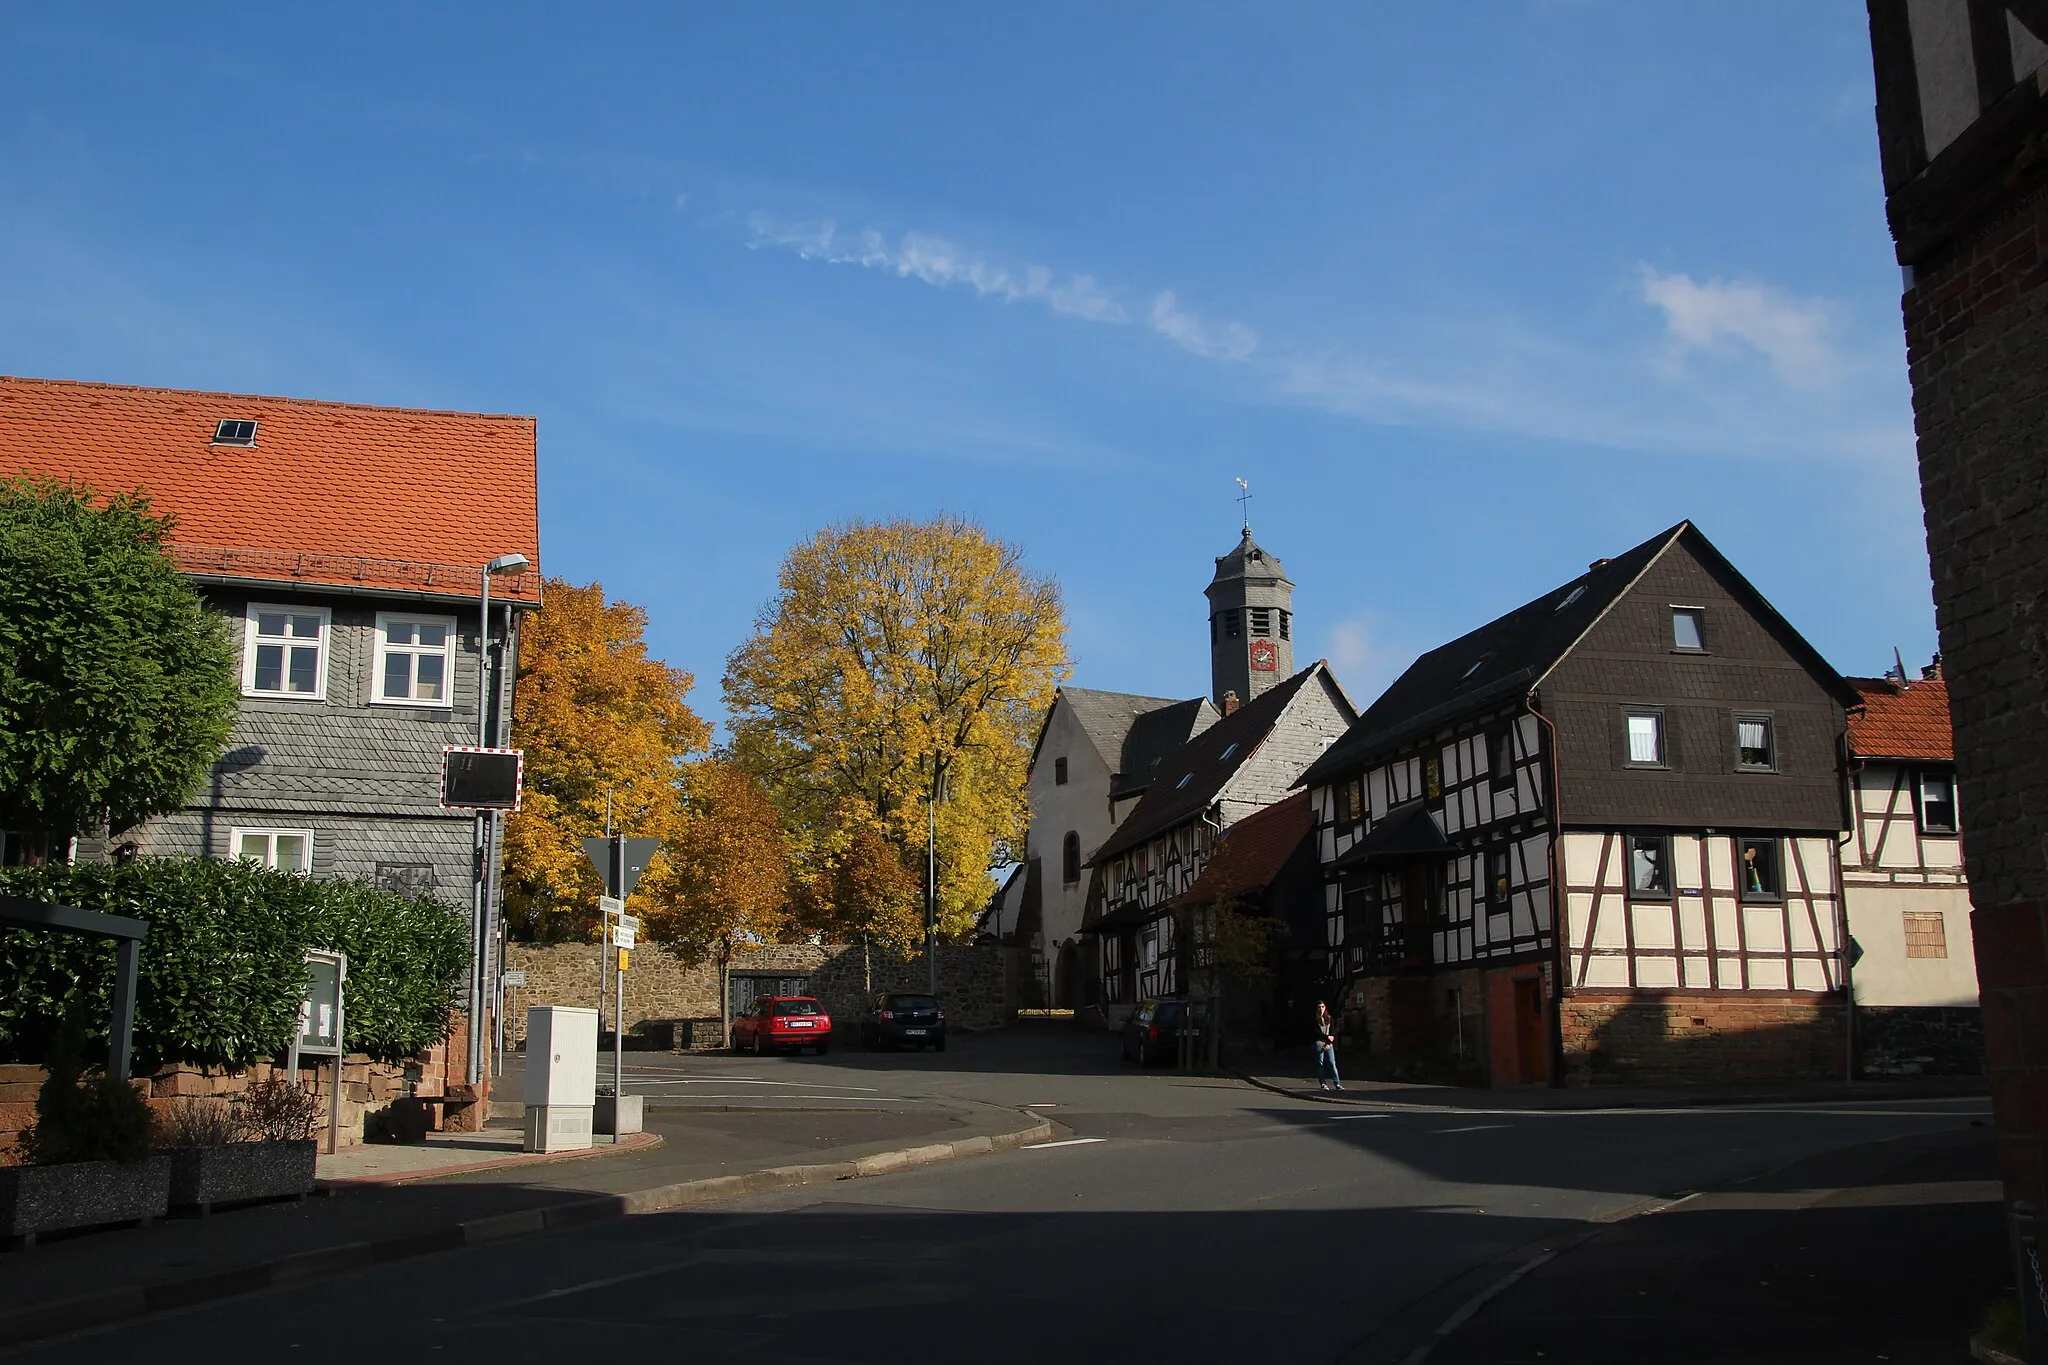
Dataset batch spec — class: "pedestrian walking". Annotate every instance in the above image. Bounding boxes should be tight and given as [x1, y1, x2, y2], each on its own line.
[1314, 1000, 1344, 1092]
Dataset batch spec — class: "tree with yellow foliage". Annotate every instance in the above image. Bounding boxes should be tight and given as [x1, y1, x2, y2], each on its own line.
[724, 516, 1067, 940]
[797, 815, 923, 991]
[643, 760, 797, 1037]
[502, 580, 709, 942]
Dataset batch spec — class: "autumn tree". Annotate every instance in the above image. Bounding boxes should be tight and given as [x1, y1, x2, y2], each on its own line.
[501, 579, 709, 942]
[643, 760, 797, 1037]
[724, 516, 1067, 940]
[797, 816, 922, 991]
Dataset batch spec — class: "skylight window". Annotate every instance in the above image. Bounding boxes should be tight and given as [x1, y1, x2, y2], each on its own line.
[1218, 743, 1238, 761]
[1555, 585, 1587, 612]
[1460, 654, 1492, 681]
[213, 418, 258, 446]
[1176, 773, 1193, 789]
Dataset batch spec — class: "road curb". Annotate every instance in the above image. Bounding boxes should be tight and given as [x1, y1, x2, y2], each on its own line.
[0, 1111, 1054, 1351]
[1234, 1069, 1989, 1113]
[315, 1128, 665, 1187]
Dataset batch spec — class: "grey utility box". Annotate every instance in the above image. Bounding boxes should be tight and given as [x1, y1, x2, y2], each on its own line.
[523, 1006, 598, 1153]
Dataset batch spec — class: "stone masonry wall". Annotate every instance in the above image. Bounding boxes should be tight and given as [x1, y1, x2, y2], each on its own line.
[1901, 173, 2048, 1211]
[506, 939, 1011, 1047]
[1559, 991, 1844, 1085]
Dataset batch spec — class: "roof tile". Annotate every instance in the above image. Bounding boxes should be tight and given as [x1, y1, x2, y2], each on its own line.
[1846, 677, 1954, 762]
[0, 375, 540, 599]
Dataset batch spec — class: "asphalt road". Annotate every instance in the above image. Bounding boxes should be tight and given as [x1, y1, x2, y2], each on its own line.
[14, 1027, 1990, 1365]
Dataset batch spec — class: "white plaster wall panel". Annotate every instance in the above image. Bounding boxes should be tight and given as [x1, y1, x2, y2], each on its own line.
[1749, 957, 1790, 989]
[1788, 906, 1821, 952]
[1564, 832, 1606, 885]
[1632, 903, 1677, 950]
[1706, 838, 1735, 891]
[1585, 956, 1630, 987]
[1908, 0, 1987, 159]
[1926, 837, 1964, 870]
[2014, 12, 2048, 76]
[1636, 955, 1680, 988]
[1797, 840, 1838, 893]
[1680, 900, 1710, 951]
[1716, 956, 1744, 988]
[1745, 906, 1788, 953]
[1683, 955, 1713, 988]
[1673, 835, 1704, 891]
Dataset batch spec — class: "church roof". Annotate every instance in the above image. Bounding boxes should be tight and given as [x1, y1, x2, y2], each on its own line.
[1110, 697, 1220, 799]
[1092, 663, 1333, 865]
[1036, 687, 1206, 777]
[1208, 527, 1290, 587]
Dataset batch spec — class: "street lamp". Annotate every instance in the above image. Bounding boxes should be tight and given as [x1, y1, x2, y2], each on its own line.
[470, 552, 530, 1088]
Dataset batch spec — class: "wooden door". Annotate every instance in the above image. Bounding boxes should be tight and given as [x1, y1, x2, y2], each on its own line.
[1513, 978, 1549, 1084]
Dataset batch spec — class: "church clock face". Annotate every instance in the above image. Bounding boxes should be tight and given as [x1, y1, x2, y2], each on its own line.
[1248, 640, 1278, 672]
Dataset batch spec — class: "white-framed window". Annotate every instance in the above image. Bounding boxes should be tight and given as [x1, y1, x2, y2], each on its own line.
[373, 612, 456, 706]
[1734, 713, 1777, 772]
[242, 604, 330, 699]
[1671, 607, 1707, 652]
[1917, 770, 1959, 834]
[1624, 710, 1665, 767]
[231, 827, 313, 874]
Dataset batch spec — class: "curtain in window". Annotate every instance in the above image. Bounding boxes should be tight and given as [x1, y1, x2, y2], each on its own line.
[1737, 719, 1769, 758]
[1627, 715, 1660, 764]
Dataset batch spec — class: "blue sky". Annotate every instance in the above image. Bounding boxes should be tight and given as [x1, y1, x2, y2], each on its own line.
[0, 5, 1931, 725]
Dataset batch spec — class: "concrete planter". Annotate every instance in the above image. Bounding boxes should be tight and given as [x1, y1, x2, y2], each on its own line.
[0, 1155, 171, 1245]
[166, 1140, 317, 1213]
[594, 1094, 643, 1136]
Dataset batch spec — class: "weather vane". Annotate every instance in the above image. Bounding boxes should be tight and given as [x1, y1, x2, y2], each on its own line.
[1235, 477, 1252, 533]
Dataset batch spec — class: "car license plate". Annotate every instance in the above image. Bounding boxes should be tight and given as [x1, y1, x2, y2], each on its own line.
[903, 1028, 926, 1036]
[787, 1020, 814, 1028]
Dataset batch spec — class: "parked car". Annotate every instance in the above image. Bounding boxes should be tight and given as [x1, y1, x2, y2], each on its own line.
[859, 992, 947, 1051]
[1120, 997, 1210, 1066]
[731, 996, 832, 1055]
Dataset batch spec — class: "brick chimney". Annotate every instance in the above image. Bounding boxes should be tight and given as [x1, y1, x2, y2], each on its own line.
[1222, 690, 1240, 716]
[1922, 653, 1943, 680]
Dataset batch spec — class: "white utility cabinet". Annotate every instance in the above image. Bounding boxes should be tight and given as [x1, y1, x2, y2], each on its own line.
[523, 1005, 598, 1152]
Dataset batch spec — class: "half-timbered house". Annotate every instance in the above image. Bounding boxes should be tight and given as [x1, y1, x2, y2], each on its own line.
[1842, 665, 1982, 1076]
[1084, 662, 1356, 1023]
[1296, 522, 1860, 1086]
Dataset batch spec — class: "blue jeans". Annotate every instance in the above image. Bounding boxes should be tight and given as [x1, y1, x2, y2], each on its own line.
[1316, 1042, 1341, 1086]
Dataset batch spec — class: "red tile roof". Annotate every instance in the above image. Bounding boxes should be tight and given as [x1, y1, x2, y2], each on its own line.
[1173, 790, 1314, 907]
[1846, 676, 1954, 762]
[0, 375, 540, 601]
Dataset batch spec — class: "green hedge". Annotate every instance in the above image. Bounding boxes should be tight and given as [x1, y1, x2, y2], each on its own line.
[0, 858, 468, 1070]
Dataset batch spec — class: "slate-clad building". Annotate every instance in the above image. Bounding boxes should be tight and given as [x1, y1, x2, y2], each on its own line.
[0, 377, 542, 927]
[1085, 660, 1357, 1023]
[1298, 522, 1859, 1086]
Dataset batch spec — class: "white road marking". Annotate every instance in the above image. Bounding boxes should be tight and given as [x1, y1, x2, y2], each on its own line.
[1434, 1124, 1509, 1134]
[1022, 1137, 1108, 1149]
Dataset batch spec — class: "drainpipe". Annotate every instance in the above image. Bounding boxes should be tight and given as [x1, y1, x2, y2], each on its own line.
[1838, 731, 1862, 1084]
[1526, 689, 1569, 1088]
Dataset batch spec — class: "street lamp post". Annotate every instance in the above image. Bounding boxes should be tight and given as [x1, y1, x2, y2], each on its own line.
[469, 553, 530, 1089]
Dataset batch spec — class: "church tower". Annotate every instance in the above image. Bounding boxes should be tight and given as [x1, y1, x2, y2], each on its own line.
[1206, 523, 1295, 709]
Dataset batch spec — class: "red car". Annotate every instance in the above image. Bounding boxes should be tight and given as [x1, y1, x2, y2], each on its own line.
[731, 996, 833, 1055]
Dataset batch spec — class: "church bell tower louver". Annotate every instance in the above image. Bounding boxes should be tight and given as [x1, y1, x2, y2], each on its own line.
[1206, 523, 1294, 709]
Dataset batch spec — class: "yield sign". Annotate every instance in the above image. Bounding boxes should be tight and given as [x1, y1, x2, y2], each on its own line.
[580, 836, 661, 900]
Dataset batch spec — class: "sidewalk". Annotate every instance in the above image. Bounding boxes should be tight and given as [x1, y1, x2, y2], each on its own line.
[1349, 1125, 2006, 1365]
[1238, 1067, 1990, 1111]
[0, 1097, 1052, 1348]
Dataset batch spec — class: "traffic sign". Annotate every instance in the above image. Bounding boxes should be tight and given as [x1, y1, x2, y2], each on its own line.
[501, 968, 527, 987]
[612, 924, 636, 950]
[598, 895, 624, 918]
[581, 836, 660, 900]
[441, 747, 524, 810]
[616, 949, 630, 971]
[618, 914, 639, 934]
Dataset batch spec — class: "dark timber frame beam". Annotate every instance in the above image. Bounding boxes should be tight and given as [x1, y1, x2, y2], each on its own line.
[0, 895, 150, 1079]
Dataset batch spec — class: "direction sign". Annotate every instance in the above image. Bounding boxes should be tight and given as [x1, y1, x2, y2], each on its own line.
[612, 925, 636, 950]
[618, 914, 639, 934]
[501, 968, 527, 987]
[598, 895, 624, 918]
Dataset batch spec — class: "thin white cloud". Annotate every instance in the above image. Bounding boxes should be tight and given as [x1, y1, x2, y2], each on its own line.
[1148, 290, 1258, 362]
[1327, 617, 1408, 702]
[1639, 267, 1840, 388]
[746, 215, 1128, 323]
[744, 209, 1902, 465]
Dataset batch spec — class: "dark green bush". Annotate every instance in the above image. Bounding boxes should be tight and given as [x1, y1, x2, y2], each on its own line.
[0, 857, 467, 1068]
[18, 1021, 154, 1165]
